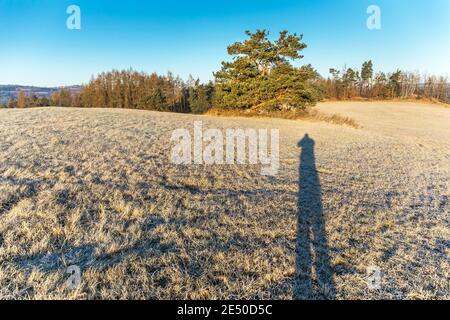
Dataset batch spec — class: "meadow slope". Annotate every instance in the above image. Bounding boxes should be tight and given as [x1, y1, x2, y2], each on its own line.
[0, 101, 449, 299]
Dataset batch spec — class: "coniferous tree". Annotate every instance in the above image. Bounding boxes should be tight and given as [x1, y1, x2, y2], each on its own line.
[214, 30, 319, 111]
[361, 60, 374, 97]
[188, 79, 214, 114]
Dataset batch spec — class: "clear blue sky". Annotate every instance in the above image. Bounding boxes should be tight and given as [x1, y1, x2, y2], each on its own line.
[1, 0, 449, 87]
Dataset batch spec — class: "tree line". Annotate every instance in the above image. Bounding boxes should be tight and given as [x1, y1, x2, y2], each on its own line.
[72, 71, 215, 114]
[2, 71, 215, 114]
[2, 30, 449, 111]
[2, 91, 51, 109]
[320, 60, 449, 101]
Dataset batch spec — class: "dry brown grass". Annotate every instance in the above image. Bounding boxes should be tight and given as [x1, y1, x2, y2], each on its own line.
[321, 97, 450, 108]
[206, 108, 360, 128]
[0, 103, 449, 300]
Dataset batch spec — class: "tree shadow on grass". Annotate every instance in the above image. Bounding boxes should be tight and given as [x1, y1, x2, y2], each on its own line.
[0, 176, 42, 216]
[295, 134, 335, 299]
[10, 217, 170, 274]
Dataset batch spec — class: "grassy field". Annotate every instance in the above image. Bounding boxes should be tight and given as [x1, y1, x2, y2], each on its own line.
[0, 101, 449, 299]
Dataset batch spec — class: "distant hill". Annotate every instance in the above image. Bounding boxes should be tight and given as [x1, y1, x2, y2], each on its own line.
[0, 85, 81, 103]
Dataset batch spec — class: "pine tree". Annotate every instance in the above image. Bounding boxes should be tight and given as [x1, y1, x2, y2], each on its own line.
[361, 60, 374, 96]
[188, 79, 214, 114]
[214, 30, 319, 111]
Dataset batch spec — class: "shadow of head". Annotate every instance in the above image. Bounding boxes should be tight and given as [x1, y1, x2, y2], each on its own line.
[298, 133, 314, 149]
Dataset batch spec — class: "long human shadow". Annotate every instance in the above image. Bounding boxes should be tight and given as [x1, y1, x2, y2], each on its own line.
[295, 134, 335, 299]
